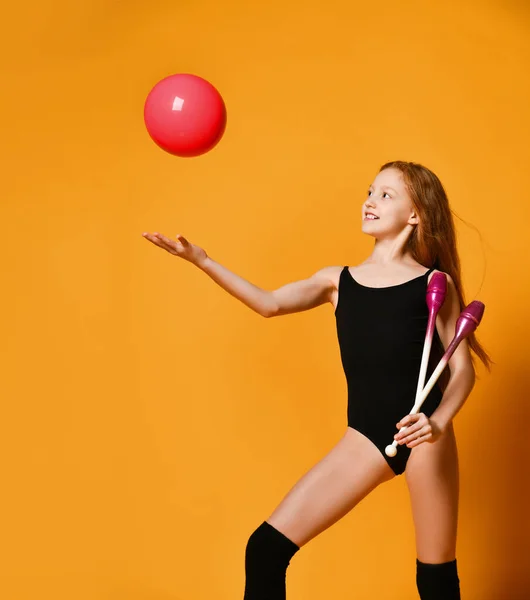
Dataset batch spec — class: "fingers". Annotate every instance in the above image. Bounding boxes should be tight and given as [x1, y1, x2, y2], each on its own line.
[395, 414, 428, 444]
[396, 413, 423, 430]
[157, 234, 179, 253]
[142, 232, 180, 255]
[142, 232, 163, 244]
[151, 232, 174, 247]
[405, 430, 433, 448]
[395, 413, 433, 447]
[395, 416, 415, 437]
[176, 233, 189, 246]
[142, 232, 167, 249]
[398, 425, 432, 447]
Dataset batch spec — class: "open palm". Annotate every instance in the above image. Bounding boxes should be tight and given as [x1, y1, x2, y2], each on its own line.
[142, 232, 207, 266]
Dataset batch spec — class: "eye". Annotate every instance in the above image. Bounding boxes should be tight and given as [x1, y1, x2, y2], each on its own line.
[367, 191, 391, 198]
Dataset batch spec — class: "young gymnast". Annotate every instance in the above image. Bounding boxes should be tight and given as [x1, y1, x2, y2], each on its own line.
[142, 160, 492, 599]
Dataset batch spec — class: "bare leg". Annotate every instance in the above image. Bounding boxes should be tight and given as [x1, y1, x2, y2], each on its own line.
[405, 422, 459, 563]
[243, 427, 396, 599]
[406, 423, 461, 599]
[266, 426, 395, 547]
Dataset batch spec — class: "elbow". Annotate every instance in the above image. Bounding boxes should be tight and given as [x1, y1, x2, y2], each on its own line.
[460, 364, 476, 392]
[464, 362, 476, 385]
[470, 368, 477, 390]
[262, 306, 278, 318]
[261, 292, 279, 318]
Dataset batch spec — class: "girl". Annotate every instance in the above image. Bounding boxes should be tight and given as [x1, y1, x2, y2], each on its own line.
[142, 160, 492, 600]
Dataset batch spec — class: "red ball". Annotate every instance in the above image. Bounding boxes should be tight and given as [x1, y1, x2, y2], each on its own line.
[144, 73, 227, 157]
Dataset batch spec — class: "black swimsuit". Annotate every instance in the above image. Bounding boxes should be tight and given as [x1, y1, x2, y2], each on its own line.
[335, 266, 444, 475]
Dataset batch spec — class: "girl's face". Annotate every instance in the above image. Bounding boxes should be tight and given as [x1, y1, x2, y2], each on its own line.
[361, 168, 419, 238]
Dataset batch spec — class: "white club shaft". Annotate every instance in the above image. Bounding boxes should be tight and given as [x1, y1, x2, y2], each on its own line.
[414, 317, 436, 406]
[410, 354, 449, 414]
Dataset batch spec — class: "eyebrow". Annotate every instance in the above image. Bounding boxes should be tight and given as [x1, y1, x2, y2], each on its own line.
[369, 184, 398, 194]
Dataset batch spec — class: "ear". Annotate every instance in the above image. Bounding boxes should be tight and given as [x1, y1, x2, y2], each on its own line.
[408, 211, 419, 225]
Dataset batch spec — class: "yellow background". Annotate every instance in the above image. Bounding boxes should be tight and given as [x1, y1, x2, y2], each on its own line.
[2, 0, 529, 598]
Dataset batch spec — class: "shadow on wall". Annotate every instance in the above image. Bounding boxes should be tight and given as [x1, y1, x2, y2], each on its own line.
[483, 360, 530, 599]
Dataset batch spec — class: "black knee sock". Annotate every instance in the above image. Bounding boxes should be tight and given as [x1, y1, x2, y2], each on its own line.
[244, 520, 300, 600]
[416, 558, 461, 600]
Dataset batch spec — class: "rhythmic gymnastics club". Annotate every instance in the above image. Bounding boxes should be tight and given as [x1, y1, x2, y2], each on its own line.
[384, 300, 485, 457]
[384, 272, 447, 457]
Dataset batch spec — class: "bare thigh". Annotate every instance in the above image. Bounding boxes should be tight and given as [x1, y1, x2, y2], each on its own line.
[265, 427, 395, 548]
[405, 422, 460, 563]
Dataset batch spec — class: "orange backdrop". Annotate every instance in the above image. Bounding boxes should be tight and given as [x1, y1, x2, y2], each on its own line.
[2, 0, 529, 598]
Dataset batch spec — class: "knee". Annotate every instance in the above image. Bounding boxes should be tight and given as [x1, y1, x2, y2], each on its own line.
[245, 521, 300, 568]
[244, 522, 300, 599]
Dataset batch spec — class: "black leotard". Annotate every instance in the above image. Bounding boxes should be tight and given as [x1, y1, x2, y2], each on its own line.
[335, 265, 445, 475]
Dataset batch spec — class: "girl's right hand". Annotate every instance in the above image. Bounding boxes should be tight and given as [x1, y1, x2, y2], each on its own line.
[142, 232, 208, 267]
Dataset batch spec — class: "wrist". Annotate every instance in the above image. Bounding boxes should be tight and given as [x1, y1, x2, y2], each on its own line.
[196, 254, 211, 270]
[430, 415, 449, 434]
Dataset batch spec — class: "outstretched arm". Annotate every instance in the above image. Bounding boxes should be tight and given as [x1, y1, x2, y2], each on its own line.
[142, 231, 339, 318]
[199, 258, 339, 318]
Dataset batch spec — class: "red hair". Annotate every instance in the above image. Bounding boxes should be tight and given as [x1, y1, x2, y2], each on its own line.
[378, 160, 493, 377]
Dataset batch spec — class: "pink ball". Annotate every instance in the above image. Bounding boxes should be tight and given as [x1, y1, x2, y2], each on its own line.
[144, 73, 227, 157]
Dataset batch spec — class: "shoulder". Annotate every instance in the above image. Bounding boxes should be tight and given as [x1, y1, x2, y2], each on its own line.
[310, 265, 344, 290]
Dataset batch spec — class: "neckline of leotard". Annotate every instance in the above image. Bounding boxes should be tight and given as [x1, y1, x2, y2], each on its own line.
[344, 265, 435, 290]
